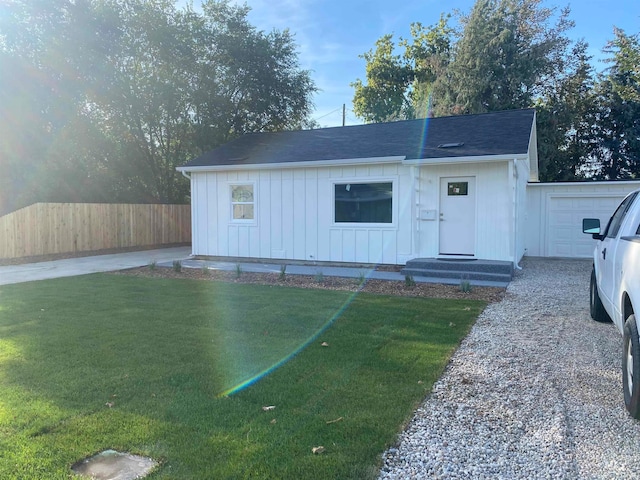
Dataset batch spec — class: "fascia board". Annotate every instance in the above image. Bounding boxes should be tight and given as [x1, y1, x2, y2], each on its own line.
[176, 155, 406, 173]
[402, 153, 529, 166]
[528, 180, 640, 187]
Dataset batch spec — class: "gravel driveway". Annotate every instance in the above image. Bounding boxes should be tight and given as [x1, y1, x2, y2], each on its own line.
[379, 257, 640, 479]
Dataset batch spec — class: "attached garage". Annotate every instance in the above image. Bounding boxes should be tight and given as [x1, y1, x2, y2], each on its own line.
[178, 105, 637, 264]
[526, 181, 640, 258]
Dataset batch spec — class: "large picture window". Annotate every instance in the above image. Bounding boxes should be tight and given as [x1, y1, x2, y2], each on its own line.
[231, 184, 254, 220]
[335, 182, 393, 224]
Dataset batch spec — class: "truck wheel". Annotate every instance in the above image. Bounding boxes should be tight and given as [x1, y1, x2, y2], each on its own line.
[623, 314, 640, 419]
[590, 268, 611, 323]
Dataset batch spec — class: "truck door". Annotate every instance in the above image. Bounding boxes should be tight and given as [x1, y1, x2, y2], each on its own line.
[598, 192, 639, 307]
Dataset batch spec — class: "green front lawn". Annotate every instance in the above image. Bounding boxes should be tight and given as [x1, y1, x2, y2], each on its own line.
[0, 274, 485, 479]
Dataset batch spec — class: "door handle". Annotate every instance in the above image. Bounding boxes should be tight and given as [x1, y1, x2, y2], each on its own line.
[602, 247, 607, 260]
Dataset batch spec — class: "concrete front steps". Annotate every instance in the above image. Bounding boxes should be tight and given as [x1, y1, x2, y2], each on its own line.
[401, 258, 513, 287]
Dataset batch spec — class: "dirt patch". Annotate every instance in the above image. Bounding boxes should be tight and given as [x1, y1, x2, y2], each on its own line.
[115, 266, 505, 303]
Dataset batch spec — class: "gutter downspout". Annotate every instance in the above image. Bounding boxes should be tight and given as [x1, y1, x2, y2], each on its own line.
[412, 165, 419, 260]
[179, 169, 193, 258]
[512, 158, 523, 270]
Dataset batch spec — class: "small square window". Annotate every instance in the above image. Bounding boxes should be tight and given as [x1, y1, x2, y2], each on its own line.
[448, 182, 468, 196]
[231, 184, 254, 220]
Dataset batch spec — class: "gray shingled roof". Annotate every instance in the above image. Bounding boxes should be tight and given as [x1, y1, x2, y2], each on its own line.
[180, 108, 535, 169]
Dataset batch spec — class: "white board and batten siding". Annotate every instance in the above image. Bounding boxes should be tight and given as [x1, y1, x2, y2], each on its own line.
[190, 163, 414, 264]
[526, 181, 640, 258]
[416, 160, 522, 263]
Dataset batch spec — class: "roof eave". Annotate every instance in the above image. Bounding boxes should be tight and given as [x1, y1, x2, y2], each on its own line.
[177, 155, 406, 173]
[177, 153, 533, 173]
[402, 153, 530, 165]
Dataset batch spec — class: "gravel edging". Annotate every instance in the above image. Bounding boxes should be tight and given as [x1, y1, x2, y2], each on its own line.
[379, 257, 640, 480]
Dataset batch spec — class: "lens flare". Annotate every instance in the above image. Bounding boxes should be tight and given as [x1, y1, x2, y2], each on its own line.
[217, 287, 363, 397]
[210, 93, 438, 397]
[417, 91, 434, 157]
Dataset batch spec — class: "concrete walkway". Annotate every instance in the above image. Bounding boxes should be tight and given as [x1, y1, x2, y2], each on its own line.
[0, 247, 509, 287]
[0, 247, 192, 286]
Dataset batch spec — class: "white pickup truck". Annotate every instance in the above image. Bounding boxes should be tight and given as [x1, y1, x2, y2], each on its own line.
[583, 189, 640, 419]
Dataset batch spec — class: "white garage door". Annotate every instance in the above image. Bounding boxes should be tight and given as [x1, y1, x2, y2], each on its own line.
[547, 194, 626, 258]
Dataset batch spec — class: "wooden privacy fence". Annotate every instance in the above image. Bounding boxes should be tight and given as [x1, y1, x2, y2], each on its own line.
[0, 203, 191, 259]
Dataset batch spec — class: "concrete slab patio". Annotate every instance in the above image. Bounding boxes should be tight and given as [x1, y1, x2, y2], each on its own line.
[71, 450, 157, 480]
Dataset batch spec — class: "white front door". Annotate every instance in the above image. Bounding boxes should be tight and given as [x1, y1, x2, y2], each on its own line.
[439, 176, 476, 256]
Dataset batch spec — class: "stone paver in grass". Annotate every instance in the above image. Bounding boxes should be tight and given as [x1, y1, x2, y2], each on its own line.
[71, 450, 157, 480]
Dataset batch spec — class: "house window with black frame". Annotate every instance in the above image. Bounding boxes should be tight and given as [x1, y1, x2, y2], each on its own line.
[231, 184, 254, 220]
[334, 182, 393, 223]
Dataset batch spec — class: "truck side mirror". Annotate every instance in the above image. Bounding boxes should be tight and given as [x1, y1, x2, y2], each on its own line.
[583, 218, 603, 240]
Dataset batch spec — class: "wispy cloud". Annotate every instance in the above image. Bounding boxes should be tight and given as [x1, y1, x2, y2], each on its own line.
[230, 0, 316, 36]
[229, 0, 323, 67]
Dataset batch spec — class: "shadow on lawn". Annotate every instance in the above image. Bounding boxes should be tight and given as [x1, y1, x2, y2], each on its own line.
[0, 274, 357, 404]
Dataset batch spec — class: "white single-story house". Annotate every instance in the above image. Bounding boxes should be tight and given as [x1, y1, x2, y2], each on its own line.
[177, 109, 538, 268]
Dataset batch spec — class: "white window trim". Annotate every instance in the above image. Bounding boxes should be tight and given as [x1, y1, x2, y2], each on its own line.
[332, 177, 398, 228]
[229, 181, 257, 224]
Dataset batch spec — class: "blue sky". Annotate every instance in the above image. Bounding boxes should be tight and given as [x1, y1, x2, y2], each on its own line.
[201, 1, 639, 127]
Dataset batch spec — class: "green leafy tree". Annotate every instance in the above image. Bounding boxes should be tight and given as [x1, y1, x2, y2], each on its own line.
[604, 28, 640, 102]
[535, 41, 598, 181]
[0, 0, 316, 214]
[86, 0, 316, 203]
[590, 81, 640, 179]
[350, 0, 606, 182]
[84, 0, 206, 204]
[402, 15, 454, 117]
[352, 1, 573, 120]
[351, 35, 414, 123]
[351, 15, 453, 123]
[193, 1, 316, 147]
[589, 29, 640, 179]
[0, 0, 112, 214]
[442, 0, 573, 114]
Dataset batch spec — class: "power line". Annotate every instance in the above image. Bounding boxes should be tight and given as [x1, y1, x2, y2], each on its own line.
[313, 106, 343, 121]
[313, 104, 358, 126]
